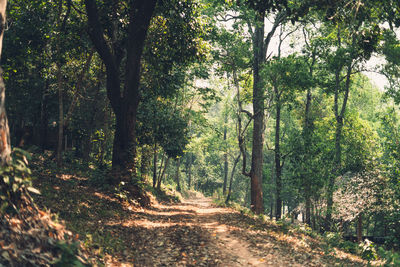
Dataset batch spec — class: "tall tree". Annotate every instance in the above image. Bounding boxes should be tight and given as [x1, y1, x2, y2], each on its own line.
[85, 0, 158, 175]
[321, 3, 381, 229]
[0, 0, 9, 165]
[240, 0, 288, 214]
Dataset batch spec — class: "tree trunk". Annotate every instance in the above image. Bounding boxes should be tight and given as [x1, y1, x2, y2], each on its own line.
[187, 153, 192, 189]
[305, 194, 311, 226]
[275, 91, 282, 220]
[249, 10, 266, 214]
[312, 203, 316, 230]
[223, 126, 228, 195]
[157, 156, 169, 189]
[85, 0, 157, 177]
[139, 145, 151, 181]
[357, 214, 363, 243]
[304, 85, 313, 226]
[40, 81, 49, 151]
[56, 64, 64, 167]
[152, 144, 157, 188]
[0, 0, 10, 166]
[111, 105, 138, 175]
[175, 158, 181, 192]
[325, 26, 354, 231]
[226, 154, 240, 204]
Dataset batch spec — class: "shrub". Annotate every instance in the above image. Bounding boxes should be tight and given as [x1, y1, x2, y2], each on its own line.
[377, 247, 400, 266]
[359, 239, 377, 262]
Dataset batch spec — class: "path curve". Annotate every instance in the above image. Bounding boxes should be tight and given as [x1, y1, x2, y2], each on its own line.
[124, 194, 365, 266]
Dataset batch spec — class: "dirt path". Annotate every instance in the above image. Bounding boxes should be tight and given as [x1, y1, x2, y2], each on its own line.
[30, 157, 373, 266]
[118, 195, 366, 266]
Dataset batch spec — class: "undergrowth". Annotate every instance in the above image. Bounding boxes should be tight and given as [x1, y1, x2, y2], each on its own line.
[212, 196, 400, 266]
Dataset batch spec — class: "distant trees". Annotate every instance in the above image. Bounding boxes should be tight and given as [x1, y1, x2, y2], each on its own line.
[3, 0, 400, 250]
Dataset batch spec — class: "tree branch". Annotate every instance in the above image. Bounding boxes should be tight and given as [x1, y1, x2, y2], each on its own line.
[84, 0, 121, 111]
[241, 109, 253, 118]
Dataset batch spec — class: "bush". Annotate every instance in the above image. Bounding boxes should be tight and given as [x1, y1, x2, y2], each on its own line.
[338, 240, 359, 254]
[0, 148, 38, 213]
[359, 239, 377, 262]
[324, 231, 342, 247]
[377, 247, 400, 266]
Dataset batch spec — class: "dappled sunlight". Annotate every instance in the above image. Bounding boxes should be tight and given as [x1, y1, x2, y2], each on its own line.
[30, 160, 377, 266]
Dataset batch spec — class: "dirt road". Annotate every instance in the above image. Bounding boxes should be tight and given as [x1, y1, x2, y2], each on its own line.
[121, 195, 365, 266]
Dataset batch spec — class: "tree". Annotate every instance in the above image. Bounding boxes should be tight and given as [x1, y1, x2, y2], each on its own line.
[85, 0, 205, 179]
[84, 0, 157, 176]
[320, 3, 381, 229]
[265, 54, 311, 219]
[0, 0, 9, 166]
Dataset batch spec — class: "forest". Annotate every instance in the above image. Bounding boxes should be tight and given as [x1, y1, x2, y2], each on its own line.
[1, 0, 400, 266]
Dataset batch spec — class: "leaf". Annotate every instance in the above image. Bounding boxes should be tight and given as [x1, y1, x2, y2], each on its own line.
[1, 251, 11, 261]
[27, 186, 41, 195]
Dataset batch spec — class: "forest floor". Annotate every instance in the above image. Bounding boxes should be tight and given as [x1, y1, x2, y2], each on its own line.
[29, 155, 377, 266]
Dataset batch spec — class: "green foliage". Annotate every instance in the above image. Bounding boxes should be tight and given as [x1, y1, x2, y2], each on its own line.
[276, 219, 291, 234]
[54, 241, 86, 267]
[0, 148, 38, 213]
[359, 239, 378, 262]
[324, 231, 342, 247]
[377, 247, 400, 267]
[338, 240, 359, 254]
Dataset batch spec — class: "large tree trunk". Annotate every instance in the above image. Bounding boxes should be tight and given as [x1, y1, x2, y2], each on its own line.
[85, 0, 157, 177]
[249, 10, 266, 214]
[111, 104, 138, 175]
[0, 0, 9, 166]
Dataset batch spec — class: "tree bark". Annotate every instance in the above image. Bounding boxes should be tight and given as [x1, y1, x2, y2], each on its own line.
[304, 86, 313, 226]
[223, 126, 228, 195]
[357, 214, 363, 243]
[249, 10, 266, 214]
[187, 153, 192, 188]
[139, 145, 151, 181]
[152, 144, 157, 188]
[56, 64, 64, 167]
[275, 88, 282, 220]
[226, 154, 240, 204]
[0, 0, 9, 166]
[40, 81, 49, 151]
[157, 156, 169, 189]
[175, 158, 181, 192]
